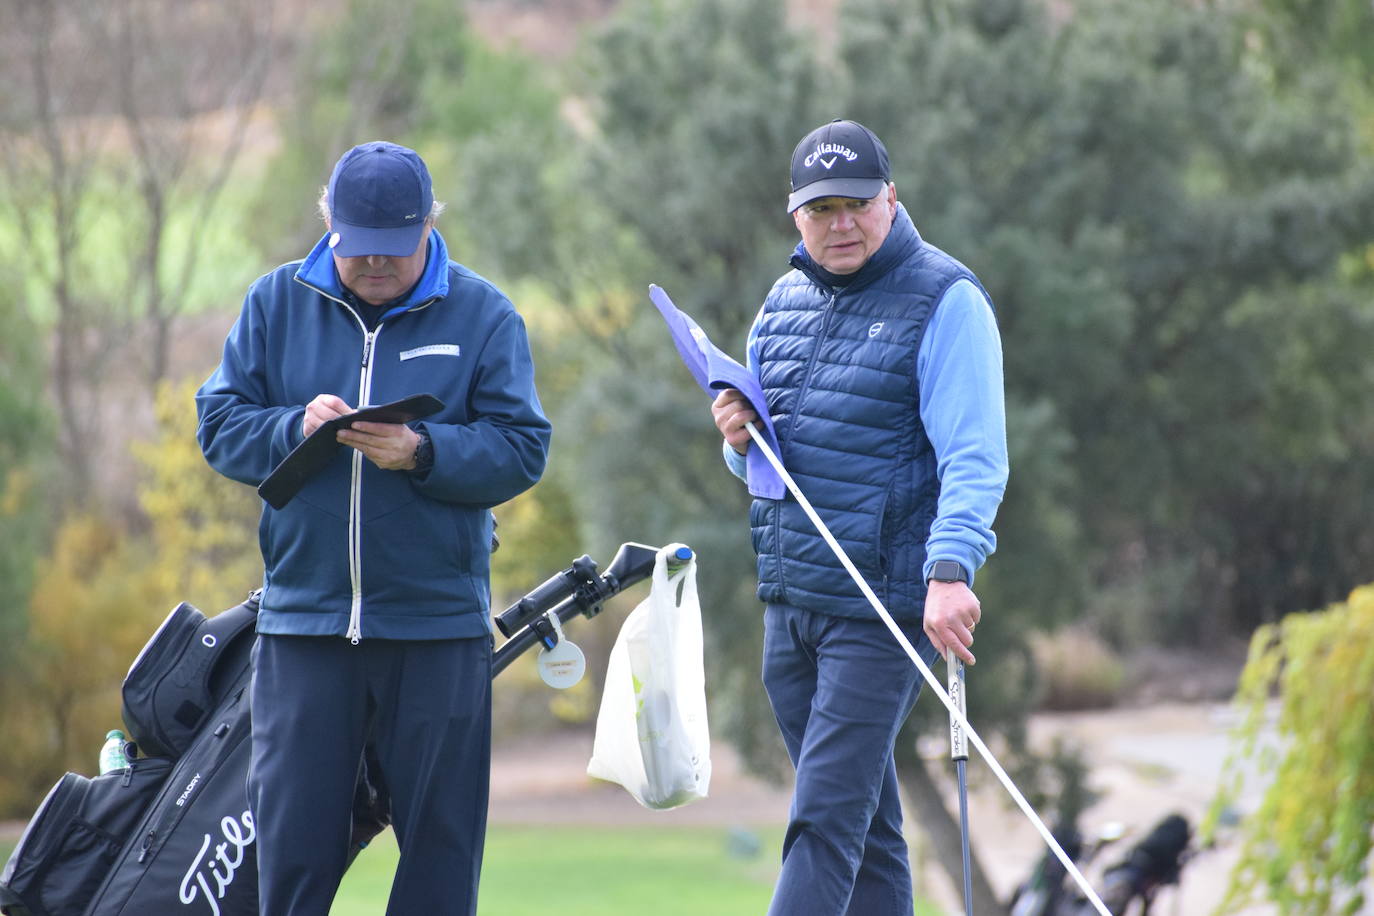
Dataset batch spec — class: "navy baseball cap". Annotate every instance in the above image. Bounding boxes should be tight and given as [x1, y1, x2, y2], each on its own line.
[326, 141, 433, 257]
[787, 119, 891, 213]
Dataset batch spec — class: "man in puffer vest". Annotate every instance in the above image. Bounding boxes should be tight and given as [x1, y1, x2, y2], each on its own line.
[711, 119, 1008, 915]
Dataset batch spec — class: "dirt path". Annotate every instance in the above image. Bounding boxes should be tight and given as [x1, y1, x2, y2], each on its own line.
[490, 701, 1279, 915]
[489, 728, 793, 828]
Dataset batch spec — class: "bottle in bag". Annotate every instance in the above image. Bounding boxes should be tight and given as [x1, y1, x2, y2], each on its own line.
[99, 728, 130, 774]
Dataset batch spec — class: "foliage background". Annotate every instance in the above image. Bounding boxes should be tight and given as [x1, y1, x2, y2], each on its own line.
[1209, 585, 1374, 916]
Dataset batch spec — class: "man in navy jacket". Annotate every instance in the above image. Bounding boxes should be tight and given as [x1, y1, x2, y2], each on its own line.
[197, 141, 550, 915]
[711, 120, 1007, 915]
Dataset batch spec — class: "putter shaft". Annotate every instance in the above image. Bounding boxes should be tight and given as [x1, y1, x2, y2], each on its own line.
[948, 649, 973, 916]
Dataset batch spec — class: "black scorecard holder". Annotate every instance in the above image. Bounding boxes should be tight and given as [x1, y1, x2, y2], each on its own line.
[256, 394, 444, 510]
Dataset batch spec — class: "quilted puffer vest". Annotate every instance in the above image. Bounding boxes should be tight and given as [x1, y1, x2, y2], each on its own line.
[749, 206, 984, 621]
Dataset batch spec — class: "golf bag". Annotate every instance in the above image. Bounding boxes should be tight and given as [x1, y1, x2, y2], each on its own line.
[1096, 813, 1191, 914]
[0, 591, 390, 916]
[1, 541, 671, 916]
[1008, 811, 1193, 916]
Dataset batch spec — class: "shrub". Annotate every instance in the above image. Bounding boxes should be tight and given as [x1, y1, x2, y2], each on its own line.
[1028, 626, 1126, 711]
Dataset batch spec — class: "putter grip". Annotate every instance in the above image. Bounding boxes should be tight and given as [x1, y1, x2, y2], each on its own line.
[947, 648, 969, 761]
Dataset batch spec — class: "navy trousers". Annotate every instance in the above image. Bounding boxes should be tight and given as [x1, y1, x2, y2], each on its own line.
[762, 604, 938, 916]
[248, 634, 492, 916]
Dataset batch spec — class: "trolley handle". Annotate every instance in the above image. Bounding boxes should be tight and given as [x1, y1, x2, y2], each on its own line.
[492, 543, 688, 676]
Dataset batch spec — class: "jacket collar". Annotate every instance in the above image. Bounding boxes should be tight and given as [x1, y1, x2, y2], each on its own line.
[294, 228, 452, 317]
[790, 203, 922, 292]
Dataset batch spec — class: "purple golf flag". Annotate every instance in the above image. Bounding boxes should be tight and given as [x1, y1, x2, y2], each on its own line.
[648, 284, 785, 499]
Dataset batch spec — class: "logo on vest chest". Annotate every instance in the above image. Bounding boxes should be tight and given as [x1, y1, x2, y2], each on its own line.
[868, 321, 884, 338]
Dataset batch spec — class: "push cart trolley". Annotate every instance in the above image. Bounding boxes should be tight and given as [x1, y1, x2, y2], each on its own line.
[0, 540, 688, 916]
[493, 541, 692, 674]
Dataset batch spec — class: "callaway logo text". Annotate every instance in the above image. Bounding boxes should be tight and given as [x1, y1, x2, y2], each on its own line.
[804, 143, 859, 170]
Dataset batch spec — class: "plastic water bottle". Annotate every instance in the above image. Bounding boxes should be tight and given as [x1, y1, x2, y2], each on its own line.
[99, 729, 130, 774]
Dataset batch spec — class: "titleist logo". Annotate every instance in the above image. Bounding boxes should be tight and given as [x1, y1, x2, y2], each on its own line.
[179, 810, 255, 916]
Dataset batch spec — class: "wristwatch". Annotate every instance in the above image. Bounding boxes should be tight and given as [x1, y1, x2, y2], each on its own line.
[409, 429, 434, 475]
[927, 560, 968, 585]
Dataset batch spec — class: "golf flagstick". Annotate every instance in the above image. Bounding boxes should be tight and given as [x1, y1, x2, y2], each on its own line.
[948, 649, 973, 916]
[742, 421, 1113, 916]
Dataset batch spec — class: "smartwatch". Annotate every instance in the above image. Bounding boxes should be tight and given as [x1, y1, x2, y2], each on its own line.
[928, 560, 968, 585]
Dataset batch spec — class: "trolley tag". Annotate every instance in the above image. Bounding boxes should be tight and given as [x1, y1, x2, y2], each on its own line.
[537, 613, 586, 688]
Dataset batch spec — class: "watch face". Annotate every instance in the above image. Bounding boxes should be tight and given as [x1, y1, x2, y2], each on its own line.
[931, 560, 965, 583]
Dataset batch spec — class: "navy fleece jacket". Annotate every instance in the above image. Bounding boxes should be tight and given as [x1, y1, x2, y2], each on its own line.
[196, 229, 551, 641]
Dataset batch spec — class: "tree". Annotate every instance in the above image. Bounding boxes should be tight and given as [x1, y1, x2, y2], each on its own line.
[1249, 0, 1374, 90]
[838, 0, 1374, 640]
[0, 515, 159, 814]
[1209, 584, 1374, 915]
[131, 379, 263, 607]
[0, 279, 54, 667]
[0, 0, 276, 505]
[102, 0, 275, 387]
[455, 1, 1028, 907]
[832, 0, 1374, 903]
[248, 0, 560, 266]
[466, 0, 829, 778]
[480, 0, 1374, 907]
[245, 0, 606, 723]
[0, 379, 260, 817]
[0, 0, 117, 504]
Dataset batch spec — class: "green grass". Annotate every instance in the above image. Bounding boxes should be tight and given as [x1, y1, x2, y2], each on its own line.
[1, 826, 945, 915]
[333, 824, 782, 915]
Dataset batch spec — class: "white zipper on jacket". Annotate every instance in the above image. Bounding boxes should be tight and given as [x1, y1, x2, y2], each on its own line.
[346, 325, 381, 644]
[291, 273, 442, 645]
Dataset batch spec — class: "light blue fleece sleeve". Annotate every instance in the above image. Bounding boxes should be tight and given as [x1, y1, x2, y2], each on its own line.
[721, 305, 764, 481]
[918, 278, 1008, 585]
[723, 435, 749, 480]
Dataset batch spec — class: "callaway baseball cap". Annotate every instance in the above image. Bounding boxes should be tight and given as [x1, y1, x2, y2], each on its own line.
[326, 141, 433, 258]
[787, 119, 891, 213]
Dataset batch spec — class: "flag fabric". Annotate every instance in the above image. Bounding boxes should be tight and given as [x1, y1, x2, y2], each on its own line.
[648, 284, 785, 499]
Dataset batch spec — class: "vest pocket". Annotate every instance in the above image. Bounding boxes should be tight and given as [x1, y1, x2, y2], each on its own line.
[875, 487, 892, 576]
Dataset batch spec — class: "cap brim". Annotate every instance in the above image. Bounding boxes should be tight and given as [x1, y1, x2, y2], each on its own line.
[787, 177, 888, 213]
[329, 220, 427, 258]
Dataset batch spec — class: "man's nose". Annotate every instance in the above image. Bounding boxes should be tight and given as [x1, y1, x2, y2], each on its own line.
[366, 254, 388, 268]
[831, 209, 855, 230]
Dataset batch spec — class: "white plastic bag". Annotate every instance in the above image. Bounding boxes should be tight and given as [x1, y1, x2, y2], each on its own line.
[587, 544, 711, 809]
